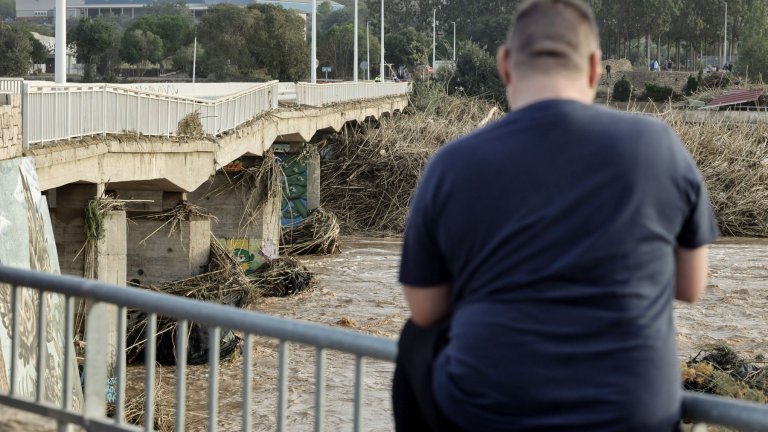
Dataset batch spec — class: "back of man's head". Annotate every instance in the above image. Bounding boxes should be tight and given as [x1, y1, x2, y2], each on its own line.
[506, 0, 599, 78]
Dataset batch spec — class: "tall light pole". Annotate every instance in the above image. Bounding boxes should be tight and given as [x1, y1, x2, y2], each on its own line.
[311, 0, 317, 83]
[452, 21, 456, 62]
[432, 9, 436, 73]
[353, 0, 358, 81]
[366, 21, 370, 80]
[723, 1, 728, 68]
[55, 0, 66, 83]
[380, 0, 385, 81]
[192, 31, 197, 83]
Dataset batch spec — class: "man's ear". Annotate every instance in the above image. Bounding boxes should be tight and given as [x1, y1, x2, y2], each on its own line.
[588, 50, 602, 91]
[497, 45, 513, 87]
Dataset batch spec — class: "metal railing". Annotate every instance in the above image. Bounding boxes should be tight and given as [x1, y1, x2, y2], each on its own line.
[0, 265, 762, 431]
[0, 265, 395, 431]
[296, 82, 411, 107]
[0, 78, 23, 94]
[21, 81, 279, 147]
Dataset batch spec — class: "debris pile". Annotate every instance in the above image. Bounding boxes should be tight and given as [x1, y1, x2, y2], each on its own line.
[682, 346, 768, 403]
[280, 207, 341, 255]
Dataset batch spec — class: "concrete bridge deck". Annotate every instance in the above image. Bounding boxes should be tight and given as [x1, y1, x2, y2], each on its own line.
[26, 96, 407, 192]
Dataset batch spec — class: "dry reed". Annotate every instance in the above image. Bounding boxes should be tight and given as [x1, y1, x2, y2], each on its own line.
[321, 88, 768, 238]
[320, 92, 502, 235]
[280, 207, 341, 255]
[251, 257, 315, 297]
[682, 346, 768, 403]
[664, 113, 768, 237]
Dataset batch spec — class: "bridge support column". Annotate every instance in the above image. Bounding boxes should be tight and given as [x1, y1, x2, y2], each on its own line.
[188, 158, 280, 275]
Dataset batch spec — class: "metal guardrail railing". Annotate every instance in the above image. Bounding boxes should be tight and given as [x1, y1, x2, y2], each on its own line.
[21, 81, 279, 148]
[1, 265, 765, 431]
[0, 78, 23, 94]
[296, 82, 411, 106]
[0, 265, 395, 432]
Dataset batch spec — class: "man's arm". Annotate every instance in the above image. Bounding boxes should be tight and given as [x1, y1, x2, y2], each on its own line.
[675, 246, 709, 303]
[403, 283, 452, 327]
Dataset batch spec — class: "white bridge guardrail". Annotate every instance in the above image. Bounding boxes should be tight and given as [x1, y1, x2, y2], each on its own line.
[0, 78, 23, 94]
[296, 82, 411, 106]
[0, 265, 766, 431]
[21, 80, 279, 148]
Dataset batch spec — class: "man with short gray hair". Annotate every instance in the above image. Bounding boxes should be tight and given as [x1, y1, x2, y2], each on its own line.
[394, 0, 718, 430]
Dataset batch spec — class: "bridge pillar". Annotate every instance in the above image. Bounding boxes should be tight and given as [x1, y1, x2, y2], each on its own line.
[48, 183, 127, 285]
[126, 208, 212, 286]
[188, 157, 280, 275]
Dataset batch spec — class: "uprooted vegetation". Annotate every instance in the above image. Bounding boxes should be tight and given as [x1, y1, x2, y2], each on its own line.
[320, 86, 768, 238]
[320, 85, 503, 234]
[682, 346, 768, 403]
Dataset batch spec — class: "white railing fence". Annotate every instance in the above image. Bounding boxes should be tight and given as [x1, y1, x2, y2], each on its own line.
[0, 78, 23, 94]
[22, 81, 279, 147]
[296, 82, 410, 107]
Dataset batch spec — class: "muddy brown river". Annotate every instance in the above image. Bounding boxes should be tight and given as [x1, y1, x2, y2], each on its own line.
[127, 236, 768, 431]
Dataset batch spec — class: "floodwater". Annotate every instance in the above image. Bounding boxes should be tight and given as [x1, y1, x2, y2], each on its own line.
[128, 236, 768, 431]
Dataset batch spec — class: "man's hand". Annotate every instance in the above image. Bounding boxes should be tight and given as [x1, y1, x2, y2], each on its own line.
[403, 283, 452, 327]
[675, 246, 710, 303]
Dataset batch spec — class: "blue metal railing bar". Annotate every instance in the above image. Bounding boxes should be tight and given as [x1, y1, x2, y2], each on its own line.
[0, 265, 767, 431]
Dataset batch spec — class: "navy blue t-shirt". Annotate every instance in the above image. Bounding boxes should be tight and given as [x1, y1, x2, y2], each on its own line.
[399, 100, 719, 431]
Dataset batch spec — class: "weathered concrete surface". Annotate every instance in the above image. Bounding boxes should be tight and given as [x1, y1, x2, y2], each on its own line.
[49, 184, 100, 278]
[188, 169, 281, 271]
[96, 210, 127, 286]
[28, 96, 408, 193]
[0, 93, 21, 161]
[127, 215, 211, 285]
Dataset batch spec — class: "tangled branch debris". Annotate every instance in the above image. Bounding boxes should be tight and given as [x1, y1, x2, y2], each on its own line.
[682, 346, 768, 403]
[280, 207, 341, 255]
[126, 237, 254, 364]
[320, 88, 768, 237]
[320, 93, 502, 235]
[177, 111, 205, 137]
[664, 113, 768, 237]
[250, 257, 315, 297]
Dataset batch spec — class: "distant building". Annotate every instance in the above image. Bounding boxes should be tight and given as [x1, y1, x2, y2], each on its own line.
[30, 32, 82, 76]
[16, 0, 343, 20]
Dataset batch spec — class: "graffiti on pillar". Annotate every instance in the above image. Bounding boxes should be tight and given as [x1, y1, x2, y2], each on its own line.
[279, 155, 309, 226]
[226, 238, 277, 276]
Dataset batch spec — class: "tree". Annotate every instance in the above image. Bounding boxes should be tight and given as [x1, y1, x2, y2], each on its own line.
[197, 4, 256, 80]
[451, 40, 504, 104]
[386, 27, 430, 71]
[120, 29, 164, 75]
[0, 24, 32, 76]
[248, 4, 309, 81]
[318, 22, 381, 80]
[737, 0, 768, 79]
[29, 36, 49, 65]
[70, 17, 121, 81]
[128, 14, 193, 61]
[0, 0, 14, 20]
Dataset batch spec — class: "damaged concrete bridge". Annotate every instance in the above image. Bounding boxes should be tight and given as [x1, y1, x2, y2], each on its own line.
[1, 79, 408, 288]
[0, 79, 407, 405]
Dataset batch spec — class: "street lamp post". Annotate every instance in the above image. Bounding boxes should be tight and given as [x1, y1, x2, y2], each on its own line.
[192, 31, 197, 83]
[366, 21, 370, 81]
[353, 0, 358, 81]
[55, 0, 66, 83]
[723, 1, 728, 68]
[311, 0, 317, 83]
[432, 9, 436, 73]
[380, 0, 385, 82]
[452, 21, 456, 62]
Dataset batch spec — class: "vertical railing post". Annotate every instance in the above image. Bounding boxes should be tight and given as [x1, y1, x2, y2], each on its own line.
[66, 86, 71, 140]
[21, 82, 29, 151]
[83, 302, 110, 421]
[102, 85, 107, 137]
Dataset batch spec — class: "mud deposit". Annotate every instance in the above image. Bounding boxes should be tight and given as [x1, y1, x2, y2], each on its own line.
[125, 237, 767, 431]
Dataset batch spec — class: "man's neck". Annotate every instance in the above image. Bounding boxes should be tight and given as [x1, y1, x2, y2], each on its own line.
[507, 76, 594, 111]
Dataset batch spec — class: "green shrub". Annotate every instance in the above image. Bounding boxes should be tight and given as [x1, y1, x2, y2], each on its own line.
[684, 74, 699, 96]
[643, 83, 674, 102]
[612, 76, 632, 101]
